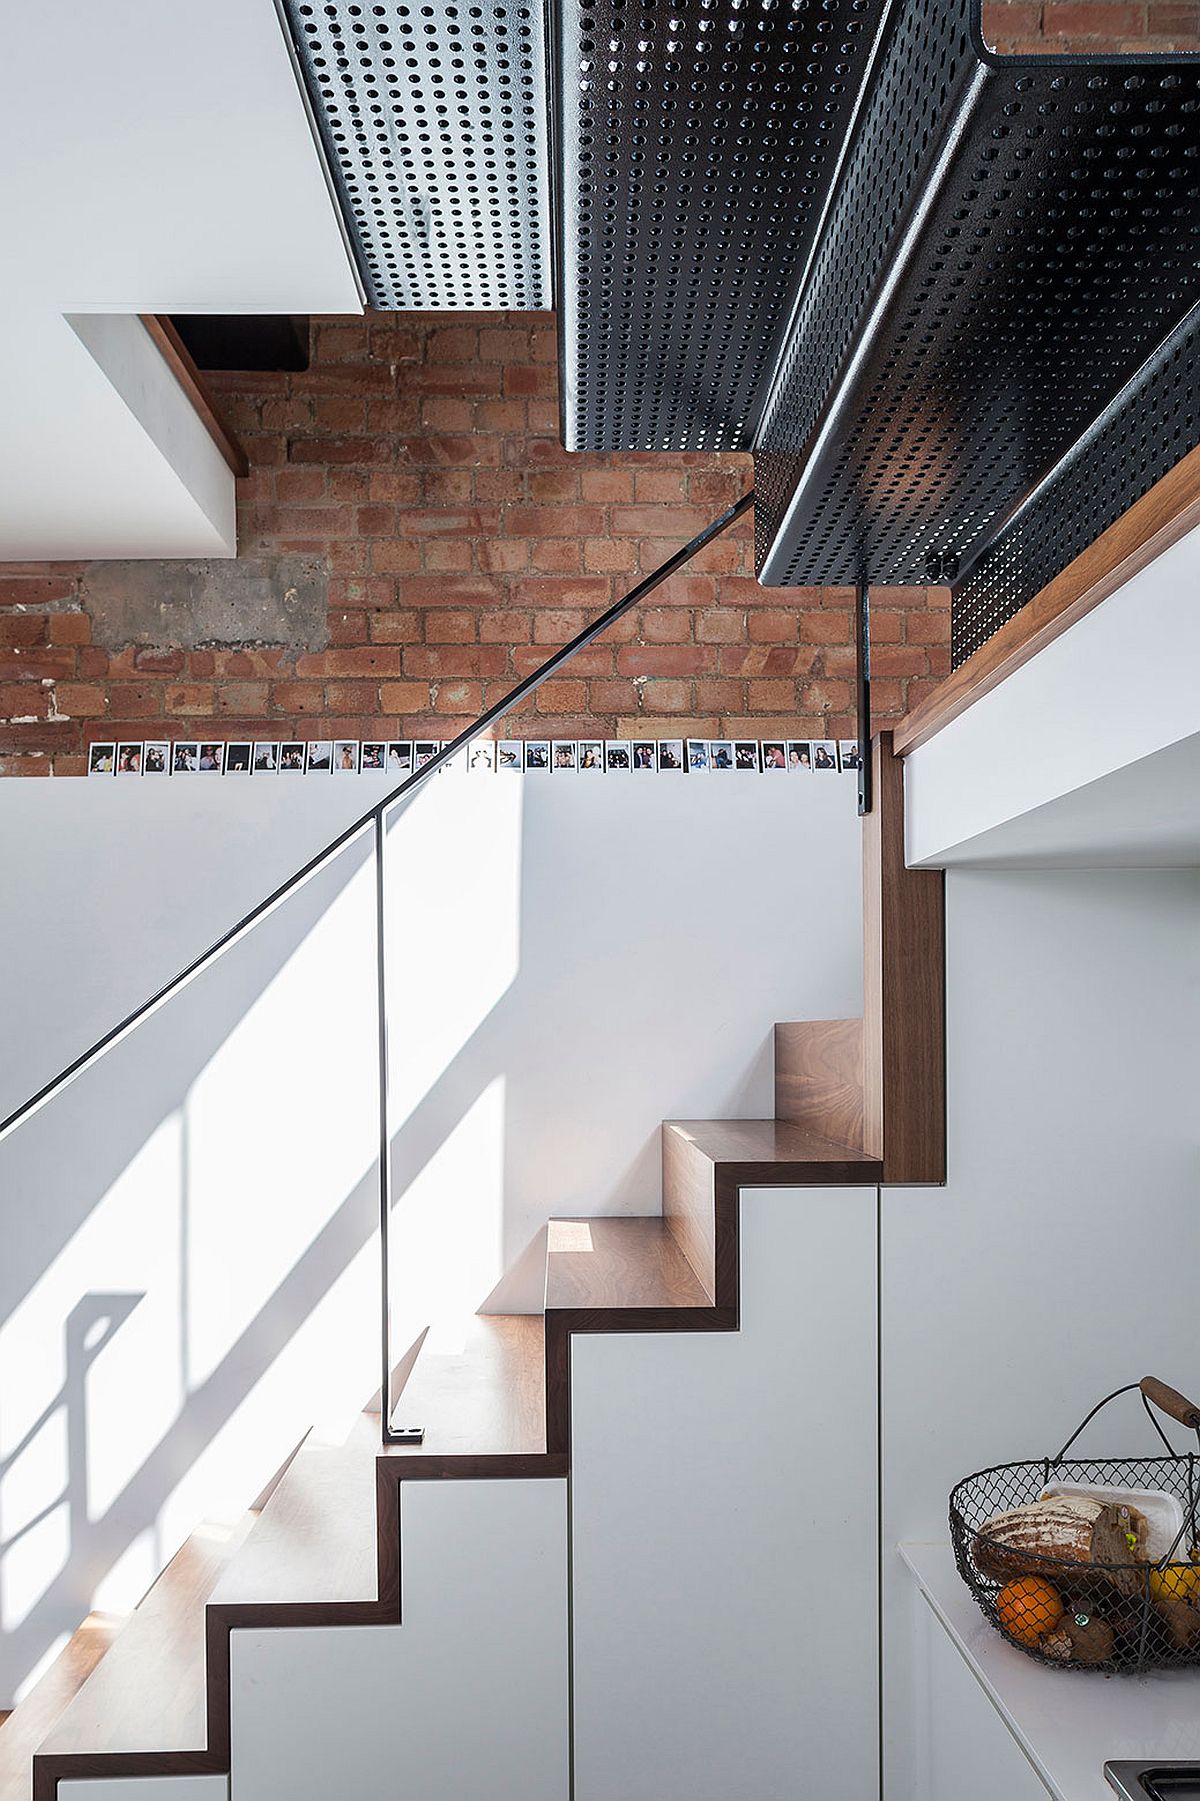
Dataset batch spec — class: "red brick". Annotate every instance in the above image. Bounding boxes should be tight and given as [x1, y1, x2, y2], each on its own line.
[640, 680, 693, 714]
[0, 647, 75, 679]
[165, 683, 215, 715]
[48, 612, 91, 646]
[617, 646, 711, 677]
[0, 578, 75, 608]
[294, 648, 404, 678]
[1042, 1, 1144, 31]
[425, 611, 477, 645]
[0, 683, 50, 718]
[0, 614, 49, 646]
[380, 682, 430, 714]
[52, 683, 107, 717]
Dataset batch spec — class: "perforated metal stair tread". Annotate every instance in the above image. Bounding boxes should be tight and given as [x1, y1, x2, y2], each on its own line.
[753, 2, 1200, 646]
[280, 0, 551, 309]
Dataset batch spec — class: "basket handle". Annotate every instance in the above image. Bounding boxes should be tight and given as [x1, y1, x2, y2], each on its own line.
[1141, 1376, 1200, 1431]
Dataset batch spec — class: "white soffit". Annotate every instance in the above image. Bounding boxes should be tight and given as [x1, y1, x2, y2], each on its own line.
[0, 0, 362, 559]
[905, 523, 1200, 869]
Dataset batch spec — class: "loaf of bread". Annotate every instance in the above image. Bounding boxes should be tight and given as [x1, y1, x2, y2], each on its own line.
[974, 1495, 1147, 1596]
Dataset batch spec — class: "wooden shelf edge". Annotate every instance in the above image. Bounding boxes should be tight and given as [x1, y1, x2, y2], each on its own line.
[893, 440, 1200, 756]
[139, 316, 250, 479]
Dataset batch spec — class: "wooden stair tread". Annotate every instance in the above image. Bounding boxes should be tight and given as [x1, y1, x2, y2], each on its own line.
[208, 1424, 378, 1612]
[0, 1614, 124, 1801]
[382, 1314, 547, 1462]
[545, 1216, 710, 1314]
[37, 1514, 254, 1761]
[663, 1118, 882, 1175]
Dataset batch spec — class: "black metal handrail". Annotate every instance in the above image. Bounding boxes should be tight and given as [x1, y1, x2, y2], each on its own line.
[4, 494, 756, 1439]
[0, 493, 751, 1149]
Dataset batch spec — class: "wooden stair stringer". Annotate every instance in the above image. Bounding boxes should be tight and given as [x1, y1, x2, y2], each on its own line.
[772, 733, 945, 1185]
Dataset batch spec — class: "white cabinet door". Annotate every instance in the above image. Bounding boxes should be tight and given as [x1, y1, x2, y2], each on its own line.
[915, 1598, 1051, 1801]
[571, 1185, 880, 1801]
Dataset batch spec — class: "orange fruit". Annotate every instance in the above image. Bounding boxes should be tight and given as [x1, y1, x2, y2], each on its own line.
[997, 1576, 1065, 1647]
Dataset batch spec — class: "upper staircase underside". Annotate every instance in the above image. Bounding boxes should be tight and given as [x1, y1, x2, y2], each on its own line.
[279, 0, 1200, 652]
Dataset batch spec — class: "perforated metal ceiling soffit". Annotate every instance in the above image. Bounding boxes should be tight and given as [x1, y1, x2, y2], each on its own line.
[280, 0, 551, 308]
[555, 0, 891, 453]
[751, 0, 1200, 660]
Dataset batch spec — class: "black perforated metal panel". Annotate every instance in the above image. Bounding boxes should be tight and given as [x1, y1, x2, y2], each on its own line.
[280, 0, 551, 308]
[556, 0, 892, 453]
[753, 6, 1200, 601]
[952, 302, 1200, 663]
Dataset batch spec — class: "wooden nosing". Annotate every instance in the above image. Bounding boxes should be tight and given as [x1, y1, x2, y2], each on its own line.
[893, 441, 1200, 756]
[139, 316, 250, 479]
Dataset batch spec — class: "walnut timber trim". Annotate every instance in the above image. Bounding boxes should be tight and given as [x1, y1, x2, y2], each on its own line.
[893, 442, 1200, 756]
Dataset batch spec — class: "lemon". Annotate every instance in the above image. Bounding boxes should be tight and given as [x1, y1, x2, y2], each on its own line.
[1149, 1563, 1200, 1606]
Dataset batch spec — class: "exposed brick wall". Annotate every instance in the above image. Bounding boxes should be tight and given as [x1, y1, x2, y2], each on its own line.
[982, 0, 1200, 48]
[4, 1, 1199, 776]
[0, 314, 948, 776]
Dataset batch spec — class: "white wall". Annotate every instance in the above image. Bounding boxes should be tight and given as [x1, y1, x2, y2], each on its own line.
[905, 522, 1200, 868]
[881, 867, 1200, 1798]
[228, 1478, 569, 1801]
[570, 1185, 879, 1801]
[382, 770, 862, 1328]
[0, 0, 361, 558]
[0, 769, 861, 1704]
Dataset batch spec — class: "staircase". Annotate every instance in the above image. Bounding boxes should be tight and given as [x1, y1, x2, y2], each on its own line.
[0, 735, 942, 1800]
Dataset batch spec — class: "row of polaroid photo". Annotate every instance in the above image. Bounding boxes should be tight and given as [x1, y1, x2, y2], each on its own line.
[87, 736, 862, 778]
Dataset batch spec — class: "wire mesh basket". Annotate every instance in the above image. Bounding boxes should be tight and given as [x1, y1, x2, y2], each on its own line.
[950, 1378, 1200, 1673]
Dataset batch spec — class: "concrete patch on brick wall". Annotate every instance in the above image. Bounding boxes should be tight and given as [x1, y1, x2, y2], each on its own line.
[81, 556, 327, 650]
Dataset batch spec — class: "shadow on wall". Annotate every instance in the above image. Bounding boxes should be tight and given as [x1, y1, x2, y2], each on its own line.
[0, 768, 862, 1704]
[0, 836, 381, 1705]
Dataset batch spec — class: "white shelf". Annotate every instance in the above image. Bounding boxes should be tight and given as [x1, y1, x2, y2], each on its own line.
[901, 1542, 1200, 1801]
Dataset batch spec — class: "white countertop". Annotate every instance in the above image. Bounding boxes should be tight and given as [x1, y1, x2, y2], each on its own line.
[901, 1542, 1200, 1801]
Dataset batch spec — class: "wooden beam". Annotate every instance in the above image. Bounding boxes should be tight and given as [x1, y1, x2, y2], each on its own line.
[138, 315, 249, 479]
[893, 440, 1200, 755]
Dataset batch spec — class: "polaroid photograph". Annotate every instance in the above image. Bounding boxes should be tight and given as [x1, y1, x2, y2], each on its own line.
[332, 740, 359, 773]
[552, 741, 577, 771]
[524, 741, 549, 770]
[631, 741, 656, 771]
[577, 740, 603, 771]
[253, 742, 280, 773]
[143, 741, 170, 776]
[686, 739, 710, 771]
[306, 740, 332, 775]
[735, 741, 760, 772]
[116, 742, 143, 776]
[173, 742, 198, 775]
[605, 741, 631, 773]
[813, 739, 838, 771]
[88, 742, 115, 776]
[839, 739, 862, 772]
[496, 743, 523, 772]
[280, 742, 306, 772]
[787, 741, 812, 772]
[657, 740, 684, 772]
[361, 742, 386, 773]
[386, 741, 413, 776]
[198, 742, 224, 774]
[414, 741, 440, 769]
[709, 741, 734, 770]
[225, 742, 251, 774]
[762, 740, 787, 771]
[468, 741, 496, 774]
